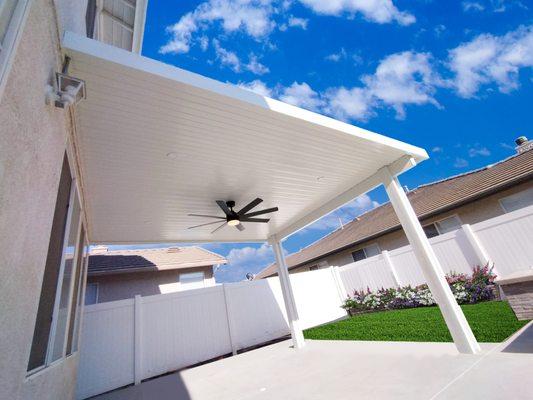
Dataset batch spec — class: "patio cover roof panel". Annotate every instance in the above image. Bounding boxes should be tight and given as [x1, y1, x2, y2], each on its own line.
[62, 32, 428, 244]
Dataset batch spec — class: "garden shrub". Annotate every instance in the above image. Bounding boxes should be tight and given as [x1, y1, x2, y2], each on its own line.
[342, 264, 496, 313]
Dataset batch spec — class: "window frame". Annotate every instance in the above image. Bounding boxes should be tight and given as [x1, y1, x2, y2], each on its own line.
[423, 214, 462, 238]
[0, 0, 32, 99]
[351, 243, 381, 262]
[27, 178, 87, 375]
[499, 188, 533, 213]
[179, 271, 206, 289]
[84, 282, 99, 306]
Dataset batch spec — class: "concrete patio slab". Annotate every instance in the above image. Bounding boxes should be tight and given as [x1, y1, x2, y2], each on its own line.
[93, 322, 533, 400]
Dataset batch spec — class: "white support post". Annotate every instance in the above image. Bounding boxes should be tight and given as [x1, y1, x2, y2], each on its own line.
[134, 295, 143, 385]
[268, 236, 305, 349]
[222, 284, 238, 356]
[382, 250, 401, 287]
[461, 224, 495, 271]
[380, 167, 480, 354]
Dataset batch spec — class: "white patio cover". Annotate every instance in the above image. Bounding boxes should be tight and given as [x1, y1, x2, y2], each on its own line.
[62, 31, 428, 244]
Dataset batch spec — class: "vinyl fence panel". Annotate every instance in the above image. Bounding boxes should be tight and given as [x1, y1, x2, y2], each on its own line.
[338, 205, 533, 294]
[338, 254, 397, 292]
[140, 286, 232, 380]
[224, 278, 289, 350]
[473, 205, 533, 276]
[76, 268, 345, 399]
[76, 299, 135, 400]
[290, 268, 347, 329]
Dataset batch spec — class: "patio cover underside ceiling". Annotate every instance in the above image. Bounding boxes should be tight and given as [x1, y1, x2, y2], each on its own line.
[62, 32, 428, 244]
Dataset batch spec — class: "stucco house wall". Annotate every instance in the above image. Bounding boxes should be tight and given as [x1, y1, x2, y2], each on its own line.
[0, 1, 87, 399]
[87, 266, 216, 303]
[292, 180, 533, 273]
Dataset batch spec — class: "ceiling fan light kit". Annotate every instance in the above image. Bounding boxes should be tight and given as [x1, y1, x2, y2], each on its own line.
[187, 198, 279, 233]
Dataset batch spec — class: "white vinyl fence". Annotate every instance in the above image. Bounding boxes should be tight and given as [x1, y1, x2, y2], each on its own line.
[339, 205, 533, 293]
[76, 267, 346, 399]
[76, 206, 533, 399]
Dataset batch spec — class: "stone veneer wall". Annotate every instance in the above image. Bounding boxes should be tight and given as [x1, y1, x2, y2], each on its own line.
[501, 281, 533, 320]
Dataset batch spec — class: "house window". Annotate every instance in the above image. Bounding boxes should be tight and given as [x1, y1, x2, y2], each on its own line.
[500, 187, 533, 213]
[91, 0, 148, 53]
[351, 243, 381, 262]
[309, 265, 319, 271]
[423, 215, 462, 238]
[0, 0, 31, 97]
[27, 154, 86, 372]
[85, 283, 99, 305]
[85, 0, 97, 38]
[179, 271, 205, 290]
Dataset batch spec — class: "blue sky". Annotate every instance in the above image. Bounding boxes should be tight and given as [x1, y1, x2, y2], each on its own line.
[109, 0, 532, 282]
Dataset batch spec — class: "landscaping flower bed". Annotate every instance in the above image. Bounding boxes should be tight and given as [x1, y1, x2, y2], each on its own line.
[342, 265, 496, 315]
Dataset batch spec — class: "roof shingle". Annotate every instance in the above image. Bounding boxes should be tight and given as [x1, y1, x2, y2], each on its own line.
[88, 246, 227, 275]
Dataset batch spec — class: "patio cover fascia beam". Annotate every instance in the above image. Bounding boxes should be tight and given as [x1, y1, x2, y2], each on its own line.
[273, 155, 417, 241]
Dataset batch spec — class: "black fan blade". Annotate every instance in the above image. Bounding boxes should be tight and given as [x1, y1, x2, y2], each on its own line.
[216, 200, 232, 215]
[188, 220, 226, 229]
[235, 223, 245, 231]
[242, 207, 279, 218]
[237, 198, 263, 216]
[240, 217, 270, 223]
[211, 221, 227, 233]
[188, 214, 225, 219]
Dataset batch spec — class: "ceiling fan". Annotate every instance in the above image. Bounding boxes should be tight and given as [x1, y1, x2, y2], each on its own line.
[188, 198, 278, 233]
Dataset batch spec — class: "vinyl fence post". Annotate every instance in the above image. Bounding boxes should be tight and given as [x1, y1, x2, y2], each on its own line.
[461, 224, 497, 274]
[134, 295, 143, 385]
[382, 250, 401, 287]
[330, 266, 347, 302]
[222, 284, 238, 355]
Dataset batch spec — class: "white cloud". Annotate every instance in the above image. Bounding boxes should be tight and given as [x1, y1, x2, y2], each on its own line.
[279, 82, 324, 111]
[322, 51, 442, 121]
[199, 35, 209, 51]
[215, 243, 278, 282]
[213, 41, 270, 75]
[453, 157, 469, 168]
[246, 54, 270, 75]
[160, 0, 276, 55]
[449, 25, 533, 97]
[462, 1, 485, 12]
[236, 26, 533, 122]
[301, 194, 380, 232]
[468, 145, 491, 157]
[238, 51, 442, 121]
[324, 87, 375, 121]
[325, 48, 348, 62]
[288, 16, 308, 29]
[213, 39, 242, 71]
[237, 79, 274, 96]
[362, 51, 442, 119]
[298, 0, 415, 25]
[161, 0, 414, 55]
[160, 13, 198, 54]
[432, 146, 443, 153]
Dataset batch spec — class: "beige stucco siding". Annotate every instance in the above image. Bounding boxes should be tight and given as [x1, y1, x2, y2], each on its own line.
[0, 1, 86, 399]
[292, 181, 533, 273]
[87, 266, 215, 303]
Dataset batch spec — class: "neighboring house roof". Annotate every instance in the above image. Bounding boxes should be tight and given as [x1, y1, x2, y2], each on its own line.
[88, 246, 227, 276]
[256, 148, 533, 279]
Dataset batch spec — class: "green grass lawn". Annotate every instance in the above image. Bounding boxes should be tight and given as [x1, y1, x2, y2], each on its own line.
[304, 301, 529, 343]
